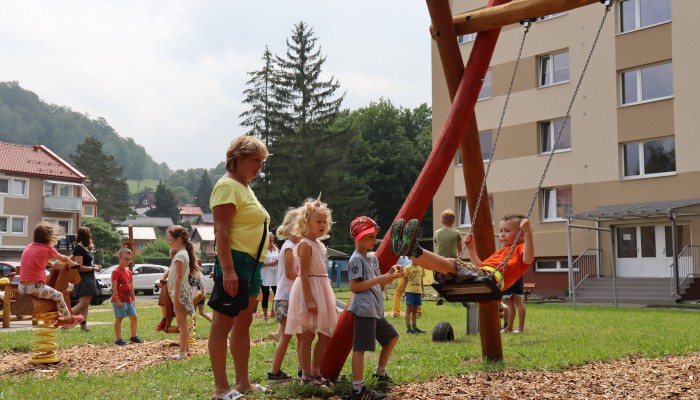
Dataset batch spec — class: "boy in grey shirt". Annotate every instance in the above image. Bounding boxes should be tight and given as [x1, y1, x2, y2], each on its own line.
[347, 216, 402, 400]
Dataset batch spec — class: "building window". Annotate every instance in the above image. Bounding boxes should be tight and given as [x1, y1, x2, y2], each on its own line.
[0, 179, 8, 195]
[480, 131, 493, 161]
[535, 259, 568, 272]
[1, 178, 28, 197]
[457, 195, 494, 227]
[619, 0, 671, 33]
[537, 12, 567, 22]
[84, 206, 94, 216]
[542, 186, 572, 221]
[143, 199, 150, 205]
[43, 218, 72, 236]
[539, 51, 569, 87]
[457, 33, 476, 44]
[478, 69, 492, 100]
[623, 137, 675, 178]
[539, 118, 571, 153]
[620, 62, 673, 105]
[0, 216, 27, 235]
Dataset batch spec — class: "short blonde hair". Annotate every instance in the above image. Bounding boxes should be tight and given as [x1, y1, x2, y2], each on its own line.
[225, 135, 269, 173]
[441, 209, 456, 225]
[118, 248, 133, 259]
[276, 208, 299, 240]
[291, 198, 333, 238]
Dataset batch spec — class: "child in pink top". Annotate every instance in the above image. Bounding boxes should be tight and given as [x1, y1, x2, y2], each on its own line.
[19, 222, 83, 328]
[285, 198, 338, 387]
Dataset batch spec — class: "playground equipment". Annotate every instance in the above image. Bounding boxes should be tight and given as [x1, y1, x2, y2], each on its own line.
[157, 279, 197, 346]
[11, 261, 80, 364]
[320, 0, 613, 379]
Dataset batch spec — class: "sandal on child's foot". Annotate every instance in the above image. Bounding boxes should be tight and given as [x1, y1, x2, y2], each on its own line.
[171, 351, 191, 360]
[389, 219, 406, 255]
[312, 374, 333, 387]
[301, 376, 327, 388]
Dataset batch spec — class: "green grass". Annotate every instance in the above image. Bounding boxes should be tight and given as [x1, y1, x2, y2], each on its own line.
[1, 292, 699, 399]
[126, 179, 160, 195]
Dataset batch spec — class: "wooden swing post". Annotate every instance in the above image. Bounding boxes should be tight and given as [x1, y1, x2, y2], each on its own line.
[432, 0, 601, 38]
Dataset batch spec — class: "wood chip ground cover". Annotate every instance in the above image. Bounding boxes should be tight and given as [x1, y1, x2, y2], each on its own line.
[1, 341, 697, 399]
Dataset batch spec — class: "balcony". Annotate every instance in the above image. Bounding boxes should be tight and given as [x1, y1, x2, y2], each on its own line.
[43, 196, 82, 212]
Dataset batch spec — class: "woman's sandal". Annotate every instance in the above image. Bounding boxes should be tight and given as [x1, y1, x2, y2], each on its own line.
[212, 390, 245, 400]
[246, 384, 272, 395]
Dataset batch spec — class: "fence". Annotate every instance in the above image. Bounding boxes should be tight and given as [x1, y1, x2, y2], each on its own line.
[676, 245, 700, 291]
[572, 248, 601, 290]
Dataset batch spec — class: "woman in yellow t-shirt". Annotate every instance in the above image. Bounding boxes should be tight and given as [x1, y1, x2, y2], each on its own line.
[209, 135, 271, 400]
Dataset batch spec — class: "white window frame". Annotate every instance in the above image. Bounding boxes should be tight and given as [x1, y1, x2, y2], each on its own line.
[0, 178, 9, 195]
[619, 62, 673, 106]
[84, 205, 95, 217]
[621, 137, 676, 179]
[542, 186, 573, 222]
[537, 12, 567, 22]
[539, 118, 572, 154]
[0, 215, 28, 235]
[0, 177, 28, 197]
[535, 259, 570, 272]
[457, 195, 494, 228]
[42, 218, 73, 236]
[618, 0, 671, 34]
[478, 69, 492, 100]
[457, 33, 476, 44]
[538, 50, 570, 87]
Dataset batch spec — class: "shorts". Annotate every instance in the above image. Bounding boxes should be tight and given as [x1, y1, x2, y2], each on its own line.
[351, 314, 399, 352]
[112, 301, 137, 318]
[215, 250, 264, 296]
[273, 300, 288, 322]
[502, 276, 524, 299]
[405, 292, 422, 306]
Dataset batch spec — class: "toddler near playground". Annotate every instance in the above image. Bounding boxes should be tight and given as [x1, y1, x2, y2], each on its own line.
[18, 222, 83, 328]
[285, 199, 338, 387]
[390, 214, 534, 299]
[348, 216, 401, 400]
[402, 261, 426, 334]
[111, 248, 143, 346]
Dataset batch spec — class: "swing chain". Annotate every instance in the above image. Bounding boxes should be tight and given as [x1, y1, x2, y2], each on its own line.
[465, 19, 531, 249]
[490, 2, 613, 278]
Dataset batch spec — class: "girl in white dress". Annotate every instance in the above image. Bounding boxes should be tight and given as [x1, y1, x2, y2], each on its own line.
[260, 234, 279, 322]
[285, 199, 338, 387]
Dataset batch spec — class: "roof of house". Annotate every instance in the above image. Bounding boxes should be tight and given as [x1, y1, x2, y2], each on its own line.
[0, 142, 85, 181]
[568, 198, 700, 221]
[81, 185, 97, 203]
[180, 205, 203, 216]
[116, 226, 157, 241]
[192, 225, 215, 241]
[119, 216, 174, 228]
[198, 213, 214, 224]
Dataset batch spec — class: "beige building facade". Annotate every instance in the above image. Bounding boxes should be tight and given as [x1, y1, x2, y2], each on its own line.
[432, 0, 700, 297]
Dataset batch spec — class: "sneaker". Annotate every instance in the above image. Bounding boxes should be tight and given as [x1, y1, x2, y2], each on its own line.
[171, 351, 191, 360]
[297, 368, 302, 378]
[412, 327, 426, 334]
[129, 336, 144, 344]
[512, 329, 521, 334]
[62, 314, 84, 330]
[267, 370, 292, 383]
[400, 219, 421, 257]
[389, 219, 406, 255]
[436, 296, 444, 306]
[115, 338, 127, 346]
[267, 332, 279, 342]
[155, 318, 166, 332]
[372, 373, 393, 382]
[352, 386, 386, 400]
[407, 328, 416, 334]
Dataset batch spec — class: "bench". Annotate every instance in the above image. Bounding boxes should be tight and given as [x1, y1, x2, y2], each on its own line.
[523, 283, 536, 301]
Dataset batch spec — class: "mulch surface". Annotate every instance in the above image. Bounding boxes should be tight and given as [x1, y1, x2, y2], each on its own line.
[1, 339, 698, 399]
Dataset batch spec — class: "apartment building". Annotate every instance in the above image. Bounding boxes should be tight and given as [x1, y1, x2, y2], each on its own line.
[0, 142, 96, 261]
[432, 0, 700, 299]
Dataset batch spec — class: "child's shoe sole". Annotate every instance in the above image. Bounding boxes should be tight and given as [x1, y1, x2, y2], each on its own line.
[400, 219, 421, 257]
[389, 219, 405, 255]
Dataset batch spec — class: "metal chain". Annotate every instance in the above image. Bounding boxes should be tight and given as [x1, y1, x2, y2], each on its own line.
[490, 2, 612, 278]
[459, 22, 531, 259]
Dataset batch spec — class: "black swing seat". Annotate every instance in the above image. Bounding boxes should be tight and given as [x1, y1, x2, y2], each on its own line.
[432, 275, 503, 303]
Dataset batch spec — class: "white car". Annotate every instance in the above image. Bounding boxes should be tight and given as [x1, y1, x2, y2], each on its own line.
[153, 262, 214, 295]
[97, 264, 169, 295]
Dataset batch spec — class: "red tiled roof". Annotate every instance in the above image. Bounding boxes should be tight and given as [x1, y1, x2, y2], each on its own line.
[179, 205, 203, 216]
[0, 142, 85, 180]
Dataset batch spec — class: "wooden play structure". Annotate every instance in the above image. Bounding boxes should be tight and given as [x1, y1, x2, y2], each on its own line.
[10, 261, 81, 364]
[157, 279, 197, 345]
[320, 0, 613, 379]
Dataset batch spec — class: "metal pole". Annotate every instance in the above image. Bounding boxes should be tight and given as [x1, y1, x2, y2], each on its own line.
[670, 211, 679, 297]
[610, 227, 618, 308]
[567, 220, 575, 310]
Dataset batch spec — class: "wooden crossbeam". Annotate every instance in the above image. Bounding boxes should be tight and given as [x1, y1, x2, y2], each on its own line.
[431, 0, 602, 38]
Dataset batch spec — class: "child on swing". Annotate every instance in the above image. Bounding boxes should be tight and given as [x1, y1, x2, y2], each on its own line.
[19, 222, 83, 328]
[390, 214, 534, 295]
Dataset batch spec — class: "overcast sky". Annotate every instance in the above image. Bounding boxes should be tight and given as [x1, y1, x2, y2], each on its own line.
[0, 1, 432, 170]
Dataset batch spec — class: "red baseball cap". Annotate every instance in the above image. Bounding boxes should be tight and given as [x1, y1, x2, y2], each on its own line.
[350, 216, 378, 241]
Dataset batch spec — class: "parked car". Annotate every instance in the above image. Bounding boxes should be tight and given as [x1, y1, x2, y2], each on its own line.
[97, 264, 169, 295]
[153, 262, 214, 295]
[0, 261, 20, 279]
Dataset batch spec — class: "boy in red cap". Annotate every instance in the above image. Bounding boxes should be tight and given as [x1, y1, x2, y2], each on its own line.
[347, 216, 402, 400]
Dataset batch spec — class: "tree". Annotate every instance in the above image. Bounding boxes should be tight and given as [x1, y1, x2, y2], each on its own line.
[194, 170, 214, 212]
[146, 181, 180, 223]
[70, 137, 133, 222]
[80, 217, 122, 265]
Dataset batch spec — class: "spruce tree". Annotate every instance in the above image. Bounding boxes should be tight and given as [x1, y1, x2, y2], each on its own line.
[146, 181, 180, 224]
[194, 170, 214, 213]
[70, 137, 133, 222]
